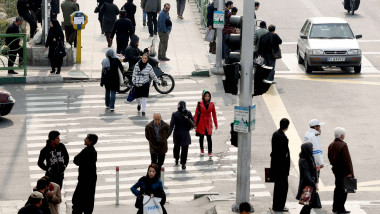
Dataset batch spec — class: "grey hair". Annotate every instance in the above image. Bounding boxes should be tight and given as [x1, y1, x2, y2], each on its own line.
[334, 127, 345, 138]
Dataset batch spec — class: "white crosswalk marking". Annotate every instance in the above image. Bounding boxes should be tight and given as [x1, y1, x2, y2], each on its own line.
[25, 85, 271, 207]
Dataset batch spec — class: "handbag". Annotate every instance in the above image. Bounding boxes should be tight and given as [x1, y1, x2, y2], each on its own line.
[55, 40, 66, 58]
[205, 28, 215, 42]
[0, 44, 9, 55]
[299, 186, 314, 205]
[127, 86, 135, 102]
[195, 102, 201, 136]
[264, 168, 273, 183]
[343, 177, 357, 193]
[118, 69, 124, 85]
[135, 194, 143, 208]
[143, 195, 163, 214]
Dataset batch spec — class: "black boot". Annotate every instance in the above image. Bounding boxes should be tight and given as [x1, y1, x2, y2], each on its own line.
[50, 67, 56, 74]
[56, 67, 61, 74]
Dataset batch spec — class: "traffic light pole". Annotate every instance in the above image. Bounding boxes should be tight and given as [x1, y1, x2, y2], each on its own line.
[232, 0, 255, 212]
[211, 0, 224, 74]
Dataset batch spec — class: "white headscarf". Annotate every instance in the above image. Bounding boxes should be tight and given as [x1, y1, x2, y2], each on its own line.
[101, 48, 117, 68]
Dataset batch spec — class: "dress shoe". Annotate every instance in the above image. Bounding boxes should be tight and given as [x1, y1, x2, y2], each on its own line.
[149, 34, 154, 37]
[137, 104, 141, 111]
[143, 21, 146, 26]
[50, 70, 56, 74]
[55, 69, 61, 74]
[272, 208, 289, 212]
[337, 210, 350, 214]
[175, 160, 179, 165]
[154, 32, 157, 35]
[182, 164, 186, 169]
[159, 57, 170, 61]
[8, 70, 18, 74]
[142, 112, 145, 116]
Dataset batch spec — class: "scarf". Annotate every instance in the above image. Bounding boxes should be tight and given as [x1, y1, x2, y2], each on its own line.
[101, 48, 117, 68]
[138, 59, 148, 71]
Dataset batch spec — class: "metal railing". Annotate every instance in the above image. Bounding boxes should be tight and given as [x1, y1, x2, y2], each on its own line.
[195, 0, 209, 28]
[0, 34, 27, 76]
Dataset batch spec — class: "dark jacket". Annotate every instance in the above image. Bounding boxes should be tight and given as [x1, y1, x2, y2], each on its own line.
[296, 143, 318, 206]
[45, 20, 65, 59]
[169, 111, 194, 147]
[103, 57, 123, 92]
[100, 1, 119, 33]
[121, 1, 136, 26]
[17, 0, 30, 16]
[270, 129, 290, 180]
[145, 120, 170, 155]
[61, 0, 79, 26]
[5, 22, 21, 48]
[328, 138, 354, 177]
[51, 0, 60, 14]
[96, 0, 106, 21]
[38, 141, 69, 178]
[74, 145, 97, 183]
[206, 2, 216, 27]
[141, 0, 161, 13]
[18, 204, 43, 214]
[124, 35, 143, 70]
[258, 32, 282, 55]
[110, 17, 134, 40]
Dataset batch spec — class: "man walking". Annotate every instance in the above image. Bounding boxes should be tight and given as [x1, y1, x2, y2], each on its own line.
[111, 10, 134, 54]
[72, 134, 98, 214]
[38, 130, 69, 188]
[304, 119, 324, 178]
[61, 0, 79, 47]
[270, 118, 290, 212]
[157, 3, 172, 61]
[5, 16, 24, 75]
[328, 127, 354, 214]
[253, 21, 268, 59]
[141, 0, 161, 37]
[145, 113, 170, 175]
[206, 0, 216, 54]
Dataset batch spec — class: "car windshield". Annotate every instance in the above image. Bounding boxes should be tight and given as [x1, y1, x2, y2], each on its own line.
[309, 24, 354, 39]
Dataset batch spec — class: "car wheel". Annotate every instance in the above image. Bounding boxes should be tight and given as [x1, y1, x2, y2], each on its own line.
[304, 56, 313, 73]
[297, 47, 304, 64]
[354, 65, 361, 73]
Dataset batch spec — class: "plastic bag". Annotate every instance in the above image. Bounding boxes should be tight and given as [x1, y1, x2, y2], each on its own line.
[0, 45, 9, 55]
[33, 29, 42, 44]
[204, 29, 215, 42]
[143, 195, 163, 214]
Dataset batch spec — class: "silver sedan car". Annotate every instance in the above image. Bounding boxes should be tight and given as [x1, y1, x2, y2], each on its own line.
[297, 17, 362, 73]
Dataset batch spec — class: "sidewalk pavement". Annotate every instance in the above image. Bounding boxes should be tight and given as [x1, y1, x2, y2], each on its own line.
[0, 0, 213, 84]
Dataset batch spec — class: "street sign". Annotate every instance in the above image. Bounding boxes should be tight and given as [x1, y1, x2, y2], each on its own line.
[213, 11, 224, 29]
[234, 106, 249, 133]
[70, 11, 88, 63]
[250, 104, 256, 131]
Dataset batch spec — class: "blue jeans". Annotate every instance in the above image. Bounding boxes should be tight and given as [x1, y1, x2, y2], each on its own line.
[143, 10, 146, 22]
[105, 89, 116, 109]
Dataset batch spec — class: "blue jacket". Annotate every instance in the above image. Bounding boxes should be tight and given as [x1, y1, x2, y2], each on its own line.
[157, 9, 172, 33]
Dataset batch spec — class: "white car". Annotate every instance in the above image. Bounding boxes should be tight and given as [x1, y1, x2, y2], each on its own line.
[297, 17, 362, 73]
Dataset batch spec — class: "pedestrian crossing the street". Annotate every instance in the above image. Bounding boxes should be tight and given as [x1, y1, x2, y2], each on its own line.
[24, 83, 271, 208]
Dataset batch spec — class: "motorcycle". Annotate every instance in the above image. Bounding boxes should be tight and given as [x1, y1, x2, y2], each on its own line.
[119, 57, 175, 94]
[343, 0, 360, 15]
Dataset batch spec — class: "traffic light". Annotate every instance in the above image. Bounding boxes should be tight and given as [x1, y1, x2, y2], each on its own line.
[225, 16, 243, 64]
[230, 122, 238, 147]
[252, 64, 273, 96]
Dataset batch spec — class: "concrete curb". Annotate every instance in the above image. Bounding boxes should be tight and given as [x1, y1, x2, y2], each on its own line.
[26, 76, 63, 84]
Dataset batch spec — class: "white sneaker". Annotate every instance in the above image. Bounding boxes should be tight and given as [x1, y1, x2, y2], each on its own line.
[110, 108, 114, 111]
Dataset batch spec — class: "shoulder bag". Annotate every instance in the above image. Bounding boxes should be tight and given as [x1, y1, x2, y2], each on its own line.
[55, 40, 66, 58]
[127, 86, 135, 102]
[272, 35, 282, 59]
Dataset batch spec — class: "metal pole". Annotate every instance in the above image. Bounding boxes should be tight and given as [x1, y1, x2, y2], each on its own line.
[211, 0, 224, 74]
[232, 0, 255, 212]
[116, 166, 119, 205]
[76, 30, 81, 63]
[200, 0, 205, 26]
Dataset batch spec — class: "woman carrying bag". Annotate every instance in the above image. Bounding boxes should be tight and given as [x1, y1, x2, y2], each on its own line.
[45, 20, 65, 74]
[296, 143, 319, 214]
[169, 101, 194, 170]
[194, 90, 218, 157]
[130, 163, 167, 214]
[101, 49, 123, 111]
[132, 53, 160, 116]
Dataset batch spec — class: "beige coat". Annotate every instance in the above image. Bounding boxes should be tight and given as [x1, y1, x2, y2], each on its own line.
[46, 182, 62, 214]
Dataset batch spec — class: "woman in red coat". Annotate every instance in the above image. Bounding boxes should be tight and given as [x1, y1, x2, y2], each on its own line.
[194, 90, 218, 157]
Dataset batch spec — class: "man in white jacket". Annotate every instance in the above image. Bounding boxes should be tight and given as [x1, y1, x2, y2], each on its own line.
[304, 119, 324, 173]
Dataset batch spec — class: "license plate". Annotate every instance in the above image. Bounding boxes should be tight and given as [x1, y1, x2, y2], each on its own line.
[327, 57, 345, 62]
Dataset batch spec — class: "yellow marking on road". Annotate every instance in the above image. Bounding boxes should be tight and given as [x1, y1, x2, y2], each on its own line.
[276, 74, 380, 86]
[262, 85, 325, 187]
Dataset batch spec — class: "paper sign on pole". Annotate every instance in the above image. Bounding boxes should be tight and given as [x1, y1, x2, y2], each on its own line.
[213, 11, 224, 29]
[234, 106, 250, 133]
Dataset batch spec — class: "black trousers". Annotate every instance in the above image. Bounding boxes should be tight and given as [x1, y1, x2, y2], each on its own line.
[333, 174, 348, 212]
[199, 129, 212, 153]
[8, 46, 23, 69]
[272, 176, 288, 210]
[146, 12, 157, 36]
[150, 153, 166, 176]
[173, 144, 189, 164]
[21, 12, 37, 38]
[116, 37, 129, 55]
[46, 172, 64, 189]
[72, 181, 96, 214]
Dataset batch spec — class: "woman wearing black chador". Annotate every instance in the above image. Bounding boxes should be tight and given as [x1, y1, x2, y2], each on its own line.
[45, 20, 65, 74]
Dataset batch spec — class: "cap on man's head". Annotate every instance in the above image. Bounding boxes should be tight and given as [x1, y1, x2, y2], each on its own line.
[259, 21, 266, 28]
[309, 119, 322, 127]
[30, 191, 44, 199]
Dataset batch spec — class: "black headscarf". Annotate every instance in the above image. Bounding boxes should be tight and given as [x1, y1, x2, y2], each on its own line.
[49, 19, 64, 39]
[138, 55, 148, 71]
[178, 101, 190, 117]
[300, 142, 317, 172]
[202, 90, 211, 109]
[142, 164, 159, 194]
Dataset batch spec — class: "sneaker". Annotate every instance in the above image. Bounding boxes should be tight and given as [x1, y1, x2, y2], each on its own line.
[137, 105, 141, 111]
[208, 153, 212, 157]
[110, 108, 114, 112]
[200, 150, 204, 156]
[143, 21, 146, 26]
[182, 164, 186, 169]
[106, 106, 110, 109]
[142, 112, 145, 116]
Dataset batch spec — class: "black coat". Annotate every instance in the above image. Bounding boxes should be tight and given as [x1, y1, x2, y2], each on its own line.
[97, 0, 106, 21]
[270, 129, 290, 180]
[74, 145, 97, 183]
[206, 2, 216, 27]
[296, 157, 318, 202]
[37, 141, 69, 177]
[103, 57, 123, 92]
[124, 35, 143, 70]
[51, 0, 60, 14]
[100, 2, 119, 33]
[258, 32, 282, 55]
[110, 17, 134, 40]
[17, 0, 30, 16]
[18, 204, 43, 214]
[169, 111, 194, 146]
[121, 2, 136, 26]
[45, 24, 64, 59]
[5, 22, 21, 48]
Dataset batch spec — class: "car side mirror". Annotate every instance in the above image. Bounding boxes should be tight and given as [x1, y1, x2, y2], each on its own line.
[355, 35, 362, 39]
[300, 35, 307, 39]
